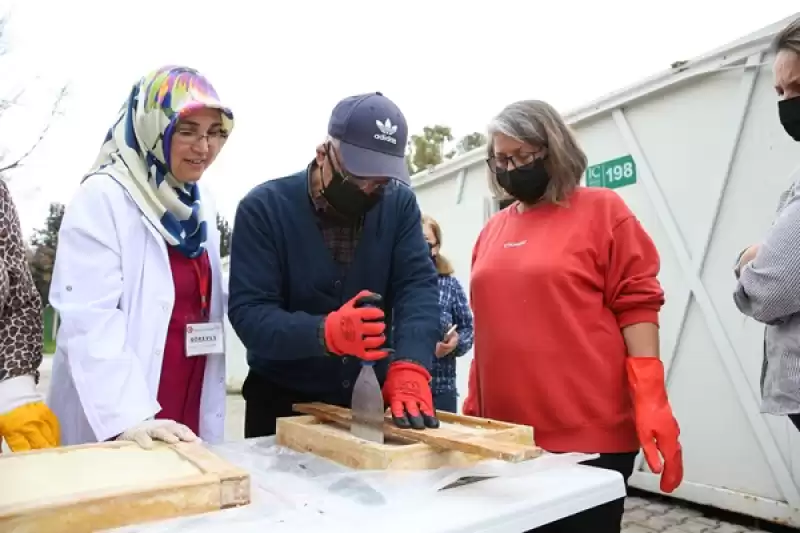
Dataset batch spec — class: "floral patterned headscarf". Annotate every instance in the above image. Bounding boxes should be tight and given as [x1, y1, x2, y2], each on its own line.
[83, 65, 234, 258]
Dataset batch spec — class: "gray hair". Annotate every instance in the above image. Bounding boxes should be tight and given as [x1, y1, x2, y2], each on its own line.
[486, 100, 587, 204]
[772, 17, 800, 55]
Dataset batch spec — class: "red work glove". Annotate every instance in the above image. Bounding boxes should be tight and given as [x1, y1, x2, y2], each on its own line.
[461, 358, 481, 417]
[382, 361, 439, 429]
[627, 357, 683, 493]
[324, 291, 390, 361]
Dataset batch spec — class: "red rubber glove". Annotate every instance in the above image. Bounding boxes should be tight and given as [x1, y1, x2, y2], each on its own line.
[382, 361, 439, 429]
[461, 358, 481, 417]
[324, 291, 390, 361]
[627, 357, 683, 493]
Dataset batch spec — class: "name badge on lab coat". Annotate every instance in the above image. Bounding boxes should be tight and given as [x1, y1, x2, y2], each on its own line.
[185, 322, 224, 357]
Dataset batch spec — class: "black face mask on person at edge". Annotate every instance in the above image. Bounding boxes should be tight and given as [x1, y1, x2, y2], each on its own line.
[320, 145, 381, 220]
[779, 96, 800, 141]
[496, 156, 550, 204]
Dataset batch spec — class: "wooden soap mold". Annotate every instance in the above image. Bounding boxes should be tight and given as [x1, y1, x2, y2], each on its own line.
[0, 440, 250, 533]
[277, 403, 541, 470]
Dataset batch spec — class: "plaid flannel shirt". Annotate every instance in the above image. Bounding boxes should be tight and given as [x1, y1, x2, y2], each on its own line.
[430, 274, 474, 394]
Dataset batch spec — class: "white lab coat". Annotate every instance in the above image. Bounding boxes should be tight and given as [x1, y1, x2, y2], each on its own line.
[46, 174, 228, 446]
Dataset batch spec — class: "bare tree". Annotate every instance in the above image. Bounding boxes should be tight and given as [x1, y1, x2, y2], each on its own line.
[0, 14, 69, 176]
[0, 85, 68, 174]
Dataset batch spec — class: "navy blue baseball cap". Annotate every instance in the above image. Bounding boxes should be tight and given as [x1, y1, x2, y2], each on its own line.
[327, 92, 410, 184]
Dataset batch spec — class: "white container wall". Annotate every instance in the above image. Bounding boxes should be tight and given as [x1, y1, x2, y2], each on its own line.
[410, 14, 800, 527]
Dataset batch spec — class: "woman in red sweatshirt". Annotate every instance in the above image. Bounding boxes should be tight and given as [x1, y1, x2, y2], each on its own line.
[462, 99, 683, 533]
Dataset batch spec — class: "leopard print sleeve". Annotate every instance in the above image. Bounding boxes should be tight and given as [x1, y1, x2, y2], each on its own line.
[0, 180, 43, 384]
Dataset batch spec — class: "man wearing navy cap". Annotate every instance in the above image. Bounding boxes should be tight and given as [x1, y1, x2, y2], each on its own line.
[228, 92, 441, 438]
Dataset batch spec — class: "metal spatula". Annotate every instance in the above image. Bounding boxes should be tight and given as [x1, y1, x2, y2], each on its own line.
[350, 295, 388, 444]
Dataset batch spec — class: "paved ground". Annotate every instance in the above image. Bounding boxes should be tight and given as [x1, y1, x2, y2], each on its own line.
[34, 360, 781, 532]
[621, 496, 775, 532]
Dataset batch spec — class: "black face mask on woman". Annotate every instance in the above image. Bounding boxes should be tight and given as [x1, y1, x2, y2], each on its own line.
[779, 96, 800, 141]
[497, 157, 550, 204]
[320, 148, 380, 220]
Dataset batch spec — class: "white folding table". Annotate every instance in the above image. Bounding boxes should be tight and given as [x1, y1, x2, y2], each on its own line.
[111, 437, 626, 533]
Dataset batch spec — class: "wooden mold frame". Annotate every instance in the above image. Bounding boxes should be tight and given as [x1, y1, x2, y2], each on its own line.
[276, 403, 540, 470]
[0, 440, 250, 533]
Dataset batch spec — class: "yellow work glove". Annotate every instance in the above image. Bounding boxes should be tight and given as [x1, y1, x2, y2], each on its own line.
[0, 375, 60, 452]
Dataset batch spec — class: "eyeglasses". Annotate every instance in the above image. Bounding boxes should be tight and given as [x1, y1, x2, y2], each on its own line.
[485, 150, 542, 173]
[173, 128, 229, 146]
[343, 173, 389, 193]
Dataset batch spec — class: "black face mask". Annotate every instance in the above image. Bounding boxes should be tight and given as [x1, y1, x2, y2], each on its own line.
[496, 158, 550, 204]
[320, 149, 380, 220]
[779, 97, 800, 142]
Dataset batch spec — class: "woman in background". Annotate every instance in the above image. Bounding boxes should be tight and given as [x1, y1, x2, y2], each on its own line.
[0, 179, 59, 451]
[422, 214, 474, 413]
[733, 17, 800, 433]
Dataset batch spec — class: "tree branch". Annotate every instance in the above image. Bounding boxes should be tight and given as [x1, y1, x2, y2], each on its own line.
[0, 88, 24, 115]
[0, 84, 68, 174]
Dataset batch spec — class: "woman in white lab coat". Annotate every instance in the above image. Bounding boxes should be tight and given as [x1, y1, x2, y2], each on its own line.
[47, 66, 234, 448]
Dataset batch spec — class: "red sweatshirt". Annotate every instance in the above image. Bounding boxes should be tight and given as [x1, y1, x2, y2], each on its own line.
[468, 187, 664, 453]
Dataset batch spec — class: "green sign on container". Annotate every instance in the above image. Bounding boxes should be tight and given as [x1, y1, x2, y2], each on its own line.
[585, 155, 637, 190]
